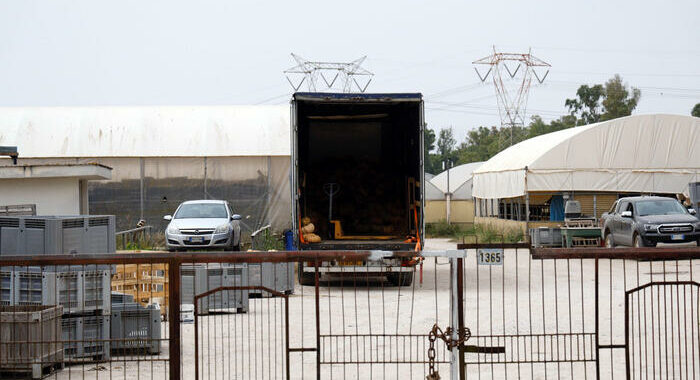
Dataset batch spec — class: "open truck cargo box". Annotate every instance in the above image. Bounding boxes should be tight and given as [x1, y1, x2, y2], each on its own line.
[291, 93, 425, 252]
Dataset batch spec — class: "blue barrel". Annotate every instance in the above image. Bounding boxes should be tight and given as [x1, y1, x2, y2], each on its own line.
[283, 229, 296, 251]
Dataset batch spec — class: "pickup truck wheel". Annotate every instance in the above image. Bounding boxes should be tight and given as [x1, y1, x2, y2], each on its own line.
[298, 263, 316, 286]
[633, 234, 653, 248]
[604, 233, 615, 248]
[388, 272, 413, 287]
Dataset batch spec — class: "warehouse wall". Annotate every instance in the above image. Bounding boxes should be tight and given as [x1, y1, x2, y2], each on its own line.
[0, 177, 80, 215]
[425, 200, 475, 224]
[425, 200, 446, 223]
[12, 156, 292, 235]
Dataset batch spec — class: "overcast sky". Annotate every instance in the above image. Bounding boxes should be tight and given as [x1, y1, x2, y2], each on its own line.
[1, 0, 698, 143]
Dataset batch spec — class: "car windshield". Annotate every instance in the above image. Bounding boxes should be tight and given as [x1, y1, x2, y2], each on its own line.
[636, 200, 687, 216]
[174, 203, 228, 219]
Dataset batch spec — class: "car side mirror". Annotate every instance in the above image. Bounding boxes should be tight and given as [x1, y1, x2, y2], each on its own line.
[163, 215, 172, 221]
[689, 208, 697, 215]
[231, 214, 242, 221]
[621, 211, 632, 218]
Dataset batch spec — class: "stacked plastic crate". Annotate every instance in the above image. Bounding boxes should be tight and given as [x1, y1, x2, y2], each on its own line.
[181, 263, 249, 314]
[0, 215, 116, 362]
[13, 267, 112, 361]
[110, 292, 161, 355]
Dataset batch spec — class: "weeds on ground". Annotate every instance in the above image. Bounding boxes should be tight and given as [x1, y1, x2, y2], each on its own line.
[426, 220, 524, 243]
[252, 229, 284, 251]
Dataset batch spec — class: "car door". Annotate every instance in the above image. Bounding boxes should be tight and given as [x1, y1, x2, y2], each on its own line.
[619, 202, 635, 246]
[613, 200, 628, 244]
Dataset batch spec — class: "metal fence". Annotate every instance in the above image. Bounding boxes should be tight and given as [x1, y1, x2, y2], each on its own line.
[1, 246, 699, 379]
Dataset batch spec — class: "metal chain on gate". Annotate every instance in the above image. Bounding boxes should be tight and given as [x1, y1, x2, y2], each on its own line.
[427, 327, 439, 379]
[426, 323, 472, 380]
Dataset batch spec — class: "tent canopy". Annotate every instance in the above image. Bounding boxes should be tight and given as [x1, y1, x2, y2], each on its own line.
[0, 105, 290, 158]
[430, 161, 483, 200]
[472, 114, 700, 199]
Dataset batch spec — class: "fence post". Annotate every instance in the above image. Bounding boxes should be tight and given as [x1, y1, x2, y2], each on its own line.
[450, 256, 460, 380]
[595, 254, 600, 379]
[169, 258, 181, 380]
[457, 257, 465, 380]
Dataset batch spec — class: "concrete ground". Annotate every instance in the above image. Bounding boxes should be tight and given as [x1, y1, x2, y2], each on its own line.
[53, 238, 700, 379]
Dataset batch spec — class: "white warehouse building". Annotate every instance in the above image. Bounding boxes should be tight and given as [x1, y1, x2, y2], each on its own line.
[0, 106, 292, 234]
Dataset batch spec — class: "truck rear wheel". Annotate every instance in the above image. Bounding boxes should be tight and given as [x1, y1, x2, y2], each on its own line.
[388, 272, 413, 287]
[298, 263, 316, 286]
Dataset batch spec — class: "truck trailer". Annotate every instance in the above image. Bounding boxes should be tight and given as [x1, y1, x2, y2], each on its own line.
[291, 92, 424, 286]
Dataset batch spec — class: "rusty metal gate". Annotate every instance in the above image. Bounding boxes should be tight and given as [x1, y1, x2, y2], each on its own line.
[625, 281, 700, 379]
[313, 252, 454, 379]
[456, 245, 700, 380]
[194, 285, 290, 380]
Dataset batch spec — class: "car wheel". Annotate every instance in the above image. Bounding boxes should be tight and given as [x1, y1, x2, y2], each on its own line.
[604, 233, 615, 248]
[225, 233, 240, 251]
[634, 234, 646, 248]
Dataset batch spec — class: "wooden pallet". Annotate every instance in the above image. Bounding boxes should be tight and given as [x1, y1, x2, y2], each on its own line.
[0, 360, 65, 379]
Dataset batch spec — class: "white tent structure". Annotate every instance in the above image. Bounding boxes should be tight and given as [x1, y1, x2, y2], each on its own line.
[472, 114, 700, 227]
[431, 161, 484, 200]
[425, 162, 483, 223]
[474, 114, 699, 199]
[0, 106, 292, 233]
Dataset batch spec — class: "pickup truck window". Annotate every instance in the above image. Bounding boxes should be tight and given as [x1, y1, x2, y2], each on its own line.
[636, 200, 687, 216]
[618, 201, 629, 214]
[609, 201, 618, 214]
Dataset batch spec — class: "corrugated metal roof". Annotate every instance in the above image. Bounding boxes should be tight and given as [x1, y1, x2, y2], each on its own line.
[0, 105, 290, 158]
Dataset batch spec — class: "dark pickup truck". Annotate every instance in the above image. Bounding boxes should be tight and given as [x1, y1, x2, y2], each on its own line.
[600, 196, 700, 247]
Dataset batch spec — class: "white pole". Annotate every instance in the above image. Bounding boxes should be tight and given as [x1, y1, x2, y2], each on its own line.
[446, 162, 451, 224]
[450, 256, 459, 380]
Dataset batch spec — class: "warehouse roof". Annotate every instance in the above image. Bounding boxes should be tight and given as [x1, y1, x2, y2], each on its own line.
[0, 105, 290, 158]
[473, 114, 700, 199]
[0, 163, 112, 180]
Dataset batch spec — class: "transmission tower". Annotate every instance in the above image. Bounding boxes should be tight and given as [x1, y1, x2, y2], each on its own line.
[473, 47, 551, 145]
[284, 53, 373, 93]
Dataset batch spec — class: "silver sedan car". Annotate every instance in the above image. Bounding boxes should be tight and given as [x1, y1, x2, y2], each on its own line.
[164, 200, 242, 251]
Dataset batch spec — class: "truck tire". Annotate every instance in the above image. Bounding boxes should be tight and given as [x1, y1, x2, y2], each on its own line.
[604, 233, 615, 248]
[298, 263, 316, 286]
[634, 234, 655, 248]
[388, 272, 413, 287]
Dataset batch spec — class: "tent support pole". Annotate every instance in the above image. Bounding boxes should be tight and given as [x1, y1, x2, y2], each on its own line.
[524, 167, 530, 225]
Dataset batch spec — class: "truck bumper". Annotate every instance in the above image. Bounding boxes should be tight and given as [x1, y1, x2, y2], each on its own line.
[641, 232, 700, 246]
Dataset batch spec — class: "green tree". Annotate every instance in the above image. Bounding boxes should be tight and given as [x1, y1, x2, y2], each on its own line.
[692, 103, 700, 117]
[423, 127, 440, 174]
[565, 75, 640, 125]
[526, 115, 576, 139]
[436, 127, 458, 169]
[565, 84, 604, 125]
[601, 74, 641, 121]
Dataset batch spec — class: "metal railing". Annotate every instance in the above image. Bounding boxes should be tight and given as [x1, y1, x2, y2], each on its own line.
[1, 245, 700, 379]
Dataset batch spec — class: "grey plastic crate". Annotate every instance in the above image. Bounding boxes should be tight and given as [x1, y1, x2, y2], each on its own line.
[181, 264, 249, 314]
[110, 303, 161, 354]
[529, 227, 563, 248]
[1, 271, 13, 305]
[111, 292, 134, 305]
[11, 269, 110, 315]
[248, 262, 295, 296]
[61, 315, 110, 360]
[0, 215, 116, 256]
